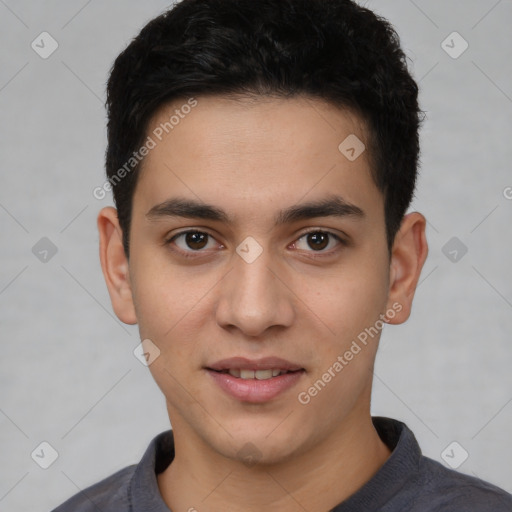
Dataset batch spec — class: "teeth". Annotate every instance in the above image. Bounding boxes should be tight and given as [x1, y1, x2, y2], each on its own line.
[255, 370, 273, 380]
[240, 369, 255, 379]
[225, 369, 288, 380]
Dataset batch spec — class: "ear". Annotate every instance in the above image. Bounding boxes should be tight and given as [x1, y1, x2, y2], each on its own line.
[385, 212, 428, 324]
[97, 207, 137, 325]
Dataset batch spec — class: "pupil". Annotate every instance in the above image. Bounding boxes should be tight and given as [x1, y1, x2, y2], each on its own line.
[309, 232, 328, 251]
[186, 232, 207, 250]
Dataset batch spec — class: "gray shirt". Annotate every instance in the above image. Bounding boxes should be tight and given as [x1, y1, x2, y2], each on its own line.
[51, 417, 512, 511]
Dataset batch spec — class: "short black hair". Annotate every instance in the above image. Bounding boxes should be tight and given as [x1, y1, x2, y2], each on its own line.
[105, 0, 423, 258]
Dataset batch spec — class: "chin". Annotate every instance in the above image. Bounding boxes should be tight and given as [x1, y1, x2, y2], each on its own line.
[211, 427, 305, 468]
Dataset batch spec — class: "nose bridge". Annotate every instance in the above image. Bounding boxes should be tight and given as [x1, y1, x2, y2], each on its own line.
[216, 240, 294, 336]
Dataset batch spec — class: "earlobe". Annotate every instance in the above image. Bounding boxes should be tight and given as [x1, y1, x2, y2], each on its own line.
[385, 212, 428, 325]
[97, 207, 138, 325]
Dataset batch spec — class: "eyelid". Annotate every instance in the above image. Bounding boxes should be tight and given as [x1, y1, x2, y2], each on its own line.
[293, 228, 347, 257]
[164, 227, 347, 258]
[297, 227, 348, 244]
[165, 229, 222, 258]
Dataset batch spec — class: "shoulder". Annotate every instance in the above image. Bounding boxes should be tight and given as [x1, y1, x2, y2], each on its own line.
[50, 429, 173, 512]
[409, 455, 512, 512]
[51, 464, 136, 512]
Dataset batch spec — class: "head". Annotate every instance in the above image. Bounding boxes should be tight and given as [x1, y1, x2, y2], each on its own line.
[98, 0, 428, 465]
[104, 0, 423, 258]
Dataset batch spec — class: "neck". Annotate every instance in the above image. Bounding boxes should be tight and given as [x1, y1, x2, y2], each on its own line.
[157, 410, 392, 512]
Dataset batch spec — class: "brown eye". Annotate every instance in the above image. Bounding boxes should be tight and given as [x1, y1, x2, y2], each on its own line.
[306, 232, 329, 251]
[294, 230, 343, 253]
[166, 230, 218, 257]
[182, 231, 209, 250]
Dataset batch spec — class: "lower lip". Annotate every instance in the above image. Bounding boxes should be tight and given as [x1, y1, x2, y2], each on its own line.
[206, 369, 305, 403]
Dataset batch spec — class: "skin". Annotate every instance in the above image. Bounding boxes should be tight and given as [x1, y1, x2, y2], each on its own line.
[98, 95, 428, 512]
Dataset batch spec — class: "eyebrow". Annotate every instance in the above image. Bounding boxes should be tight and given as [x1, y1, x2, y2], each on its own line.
[145, 194, 365, 225]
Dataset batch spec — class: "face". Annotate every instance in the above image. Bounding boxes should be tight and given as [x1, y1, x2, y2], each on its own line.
[101, 95, 421, 465]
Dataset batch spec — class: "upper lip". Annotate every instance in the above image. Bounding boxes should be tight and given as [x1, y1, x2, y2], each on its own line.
[206, 357, 304, 372]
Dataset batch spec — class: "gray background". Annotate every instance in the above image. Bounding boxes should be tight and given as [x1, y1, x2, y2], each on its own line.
[0, 1, 511, 510]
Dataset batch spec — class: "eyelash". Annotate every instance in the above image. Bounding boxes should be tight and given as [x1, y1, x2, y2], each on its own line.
[164, 229, 347, 260]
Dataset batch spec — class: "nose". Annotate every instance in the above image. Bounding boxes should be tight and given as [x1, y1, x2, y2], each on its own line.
[215, 245, 295, 338]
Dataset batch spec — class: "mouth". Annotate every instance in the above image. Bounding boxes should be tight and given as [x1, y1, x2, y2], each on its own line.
[205, 357, 306, 403]
[209, 368, 303, 380]
[206, 356, 305, 378]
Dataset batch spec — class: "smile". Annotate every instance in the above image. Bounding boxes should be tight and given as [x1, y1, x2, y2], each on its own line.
[214, 369, 299, 380]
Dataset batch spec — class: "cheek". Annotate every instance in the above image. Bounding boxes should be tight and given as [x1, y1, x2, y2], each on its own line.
[133, 268, 205, 401]
[298, 279, 386, 420]
[131, 253, 205, 337]
[129, 257, 216, 383]
[315, 265, 389, 344]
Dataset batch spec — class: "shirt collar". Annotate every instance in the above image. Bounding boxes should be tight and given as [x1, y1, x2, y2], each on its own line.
[129, 428, 175, 511]
[128, 416, 421, 511]
[331, 417, 421, 511]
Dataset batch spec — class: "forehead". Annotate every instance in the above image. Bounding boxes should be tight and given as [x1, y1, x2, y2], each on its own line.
[134, 95, 383, 224]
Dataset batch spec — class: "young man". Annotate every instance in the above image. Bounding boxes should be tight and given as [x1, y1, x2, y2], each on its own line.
[54, 0, 512, 510]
